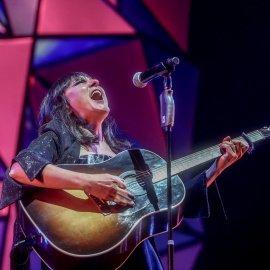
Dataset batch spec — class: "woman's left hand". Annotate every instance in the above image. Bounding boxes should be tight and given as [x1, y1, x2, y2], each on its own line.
[206, 136, 249, 187]
[217, 136, 249, 172]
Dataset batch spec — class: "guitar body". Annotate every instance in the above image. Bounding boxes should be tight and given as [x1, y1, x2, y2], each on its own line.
[19, 149, 185, 270]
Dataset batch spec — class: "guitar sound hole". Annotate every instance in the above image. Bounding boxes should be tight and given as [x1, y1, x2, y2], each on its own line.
[121, 171, 153, 196]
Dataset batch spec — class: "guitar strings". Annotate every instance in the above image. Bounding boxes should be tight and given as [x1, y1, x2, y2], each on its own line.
[127, 140, 236, 188]
[124, 131, 262, 190]
[126, 131, 260, 187]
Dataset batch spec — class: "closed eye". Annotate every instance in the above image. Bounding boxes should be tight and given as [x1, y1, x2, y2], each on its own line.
[73, 78, 86, 86]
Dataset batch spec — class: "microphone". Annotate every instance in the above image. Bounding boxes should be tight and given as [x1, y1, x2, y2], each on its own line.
[133, 57, 180, 88]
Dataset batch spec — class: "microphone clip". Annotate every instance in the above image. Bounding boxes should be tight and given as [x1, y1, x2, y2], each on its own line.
[160, 73, 175, 129]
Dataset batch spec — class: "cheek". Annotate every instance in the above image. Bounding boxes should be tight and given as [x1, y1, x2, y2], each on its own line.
[66, 91, 88, 108]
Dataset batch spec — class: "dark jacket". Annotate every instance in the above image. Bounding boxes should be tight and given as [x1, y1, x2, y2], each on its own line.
[0, 119, 211, 270]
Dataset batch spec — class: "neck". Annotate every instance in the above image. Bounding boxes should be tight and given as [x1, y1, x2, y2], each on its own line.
[85, 112, 108, 140]
[91, 122, 103, 142]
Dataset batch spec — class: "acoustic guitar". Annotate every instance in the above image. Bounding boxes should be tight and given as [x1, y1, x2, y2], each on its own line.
[19, 127, 269, 269]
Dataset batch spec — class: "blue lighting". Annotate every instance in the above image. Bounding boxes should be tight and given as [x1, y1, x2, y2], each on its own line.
[33, 37, 131, 68]
[0, 0, 7, 26]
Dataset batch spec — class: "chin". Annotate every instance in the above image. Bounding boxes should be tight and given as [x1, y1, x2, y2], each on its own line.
[100, 106, 110, 114]
[97, 107, 110, 118]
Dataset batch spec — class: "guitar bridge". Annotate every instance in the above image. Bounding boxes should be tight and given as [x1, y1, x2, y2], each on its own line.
[89, 194, 112, 216]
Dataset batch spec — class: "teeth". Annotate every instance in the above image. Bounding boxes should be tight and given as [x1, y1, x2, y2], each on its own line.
[91, 90, 101, 97]
[91, 89, 103, 100]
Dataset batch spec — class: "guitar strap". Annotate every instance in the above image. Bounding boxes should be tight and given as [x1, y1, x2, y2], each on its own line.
[128, 149, 159, 210]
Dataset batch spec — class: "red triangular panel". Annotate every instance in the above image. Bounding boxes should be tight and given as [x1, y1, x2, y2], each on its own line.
[0, 38, 33, 167]
[28, 75, 48, 122]
[3, 0, 39, 36]
[37, 0, 136, 35]
[36, 39, 166, 158]
[142, 0, 191, 52]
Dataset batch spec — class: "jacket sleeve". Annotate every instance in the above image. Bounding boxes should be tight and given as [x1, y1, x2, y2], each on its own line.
[13, 131, 60, 181]
[0, 130, 60, 209]
[181, 171, 210, 218]
[181, 171, 226, 218]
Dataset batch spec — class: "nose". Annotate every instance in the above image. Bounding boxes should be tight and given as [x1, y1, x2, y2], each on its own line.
[90, 79, 99, 87]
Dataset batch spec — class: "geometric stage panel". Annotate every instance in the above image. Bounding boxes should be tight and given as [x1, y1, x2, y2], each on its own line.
[33, 37, 132, 68]
[142, 0, 191, 52]
[0, 38, 33, 167]
[37, 0, 136, 35]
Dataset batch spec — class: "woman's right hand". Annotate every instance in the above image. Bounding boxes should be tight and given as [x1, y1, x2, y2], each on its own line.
[84, 174, 135, 206]
[10, 163, 135, 206]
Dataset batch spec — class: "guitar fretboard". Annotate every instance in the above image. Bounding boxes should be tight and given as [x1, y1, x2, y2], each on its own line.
[152, 130, 265, 182]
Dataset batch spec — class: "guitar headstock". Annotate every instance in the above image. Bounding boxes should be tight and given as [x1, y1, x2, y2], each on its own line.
[260, 126, 270, 141]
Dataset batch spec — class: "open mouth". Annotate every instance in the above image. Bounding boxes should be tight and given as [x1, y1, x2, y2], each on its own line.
[90, 89, 103, 101]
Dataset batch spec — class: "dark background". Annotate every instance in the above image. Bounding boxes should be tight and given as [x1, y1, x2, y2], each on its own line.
[1, 1, 270, 269]
[189, 1, 270, 269]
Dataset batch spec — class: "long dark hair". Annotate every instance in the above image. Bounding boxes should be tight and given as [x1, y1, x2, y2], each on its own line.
[39, 72, 131, 153]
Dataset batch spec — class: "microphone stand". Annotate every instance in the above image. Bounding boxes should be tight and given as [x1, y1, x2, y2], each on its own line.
[160, 72, 175, 270]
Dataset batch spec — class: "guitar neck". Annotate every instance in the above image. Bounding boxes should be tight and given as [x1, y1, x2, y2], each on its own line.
[153, 130, 265, 181]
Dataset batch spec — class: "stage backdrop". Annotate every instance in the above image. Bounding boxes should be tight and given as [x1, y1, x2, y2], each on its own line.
[1, 1, 270, 270]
